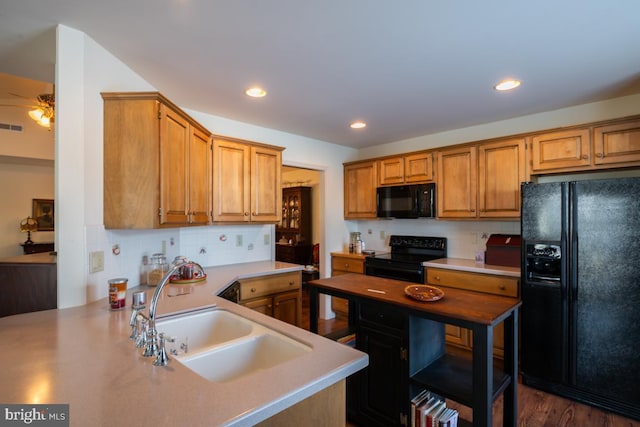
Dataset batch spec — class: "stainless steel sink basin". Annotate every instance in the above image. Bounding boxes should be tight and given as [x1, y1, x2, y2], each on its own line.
[156, 307, 311, 382]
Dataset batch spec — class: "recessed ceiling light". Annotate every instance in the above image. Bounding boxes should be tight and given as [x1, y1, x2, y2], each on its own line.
[350, 121, 367, 129]
[494, 79, 521, 91]
[245, 87, 267, 98]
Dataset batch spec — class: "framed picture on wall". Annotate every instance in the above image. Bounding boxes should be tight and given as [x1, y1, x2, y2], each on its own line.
[33, 199, 54, 231]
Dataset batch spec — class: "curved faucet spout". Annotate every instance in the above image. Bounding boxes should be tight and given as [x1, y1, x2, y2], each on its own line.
[143, 259, 206, 360]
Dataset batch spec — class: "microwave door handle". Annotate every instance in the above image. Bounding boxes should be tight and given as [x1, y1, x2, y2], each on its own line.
[430, 188, 435, 215]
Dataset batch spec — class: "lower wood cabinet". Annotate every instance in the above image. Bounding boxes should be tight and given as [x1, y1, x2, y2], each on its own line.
[238, 271, 302, 327]
[426, 267, 519, 359]
[330, 253, 366, 315]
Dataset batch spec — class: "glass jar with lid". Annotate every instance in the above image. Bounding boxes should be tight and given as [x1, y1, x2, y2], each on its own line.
[147, 253, 168, 286]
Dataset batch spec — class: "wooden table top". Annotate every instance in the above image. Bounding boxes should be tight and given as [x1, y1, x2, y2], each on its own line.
[309, 273, 521, 327]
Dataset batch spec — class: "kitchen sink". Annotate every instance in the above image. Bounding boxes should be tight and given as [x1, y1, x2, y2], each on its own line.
[156, 307, 311, 382]
[178, 333, 311, 382]
[156, 308, 253, 354]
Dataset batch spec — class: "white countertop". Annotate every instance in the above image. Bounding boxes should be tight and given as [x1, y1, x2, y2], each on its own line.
[424, 257, 521, 278]
[0, 260, 368, 426]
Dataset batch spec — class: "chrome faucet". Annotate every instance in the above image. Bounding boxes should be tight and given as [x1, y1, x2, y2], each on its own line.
[142, 259, 206, 366]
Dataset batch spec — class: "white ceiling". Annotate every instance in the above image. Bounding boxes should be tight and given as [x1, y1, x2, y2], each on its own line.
[1, 0, 639, 148]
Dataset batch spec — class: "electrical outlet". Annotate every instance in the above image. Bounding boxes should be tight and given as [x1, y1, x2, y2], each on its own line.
[264, 234, 270, 245]
[248, 243, 254, 250]
[236, 235, 243, 247]
[89, 251, 104, 273]
[470, 232, 478, 244]
[379, 230, 386, 240]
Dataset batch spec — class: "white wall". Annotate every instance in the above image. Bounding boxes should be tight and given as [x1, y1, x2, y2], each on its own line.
[0, 157, 54, 257]
[0, 82, 55, 258]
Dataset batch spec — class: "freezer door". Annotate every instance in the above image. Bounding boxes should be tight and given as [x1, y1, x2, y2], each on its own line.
[521, 182, 565, 242]
[572, 178, 640, 407]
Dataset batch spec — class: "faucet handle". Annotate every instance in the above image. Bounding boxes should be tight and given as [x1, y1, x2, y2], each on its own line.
[135, 318, 148, 349]
[153, 333, 176, 366]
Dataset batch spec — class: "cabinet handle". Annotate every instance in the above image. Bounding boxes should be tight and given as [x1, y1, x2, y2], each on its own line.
[499, 285, 506, 290]
[244, 212, 249, 216]
[251, 287, 256, 293]
[289, 281, 294, 286]
[435, 276, 441, 281]
[582, 154, 589, 160]
[344, 263, 349, 268]
[596, 153, 604, 158]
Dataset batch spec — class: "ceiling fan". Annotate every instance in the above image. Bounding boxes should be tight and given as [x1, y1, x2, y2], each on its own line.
[0, 91, 55, 128]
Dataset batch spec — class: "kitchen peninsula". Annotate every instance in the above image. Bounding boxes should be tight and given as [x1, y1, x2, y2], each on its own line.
[308, 273, 521, 427]
[0, 261, 367, 426]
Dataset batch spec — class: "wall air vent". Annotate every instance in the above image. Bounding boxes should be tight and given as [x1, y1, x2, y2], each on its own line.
[0, 122, 24, 133]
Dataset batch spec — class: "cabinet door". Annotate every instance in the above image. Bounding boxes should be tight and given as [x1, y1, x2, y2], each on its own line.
[437, 146, 477, 218]
[250, 145, 282, 222]
[188, 128, 211, 225]
[478, 138, 526, 218]
[378, 157, 404, 186]
[212, 138, 250, 222]
[242, 296, 273, 316]
[273, 290, 301, 327]
[445, 325, 471, 349]
[531, 128, 591, 171]
[344, 161, 377, 219]
[593, 119, 640, 166]
[405, 152, 434, 183]
[160, 104, 190, 225]
[354, 325, 407, 427]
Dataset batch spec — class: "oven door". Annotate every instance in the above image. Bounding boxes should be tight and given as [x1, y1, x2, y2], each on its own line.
[364, 260, 425, 284]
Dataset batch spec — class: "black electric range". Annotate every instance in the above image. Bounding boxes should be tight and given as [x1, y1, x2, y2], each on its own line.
[364, 235, 447, 283]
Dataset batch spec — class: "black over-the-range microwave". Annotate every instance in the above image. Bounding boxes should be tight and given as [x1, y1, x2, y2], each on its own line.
[376, 183, 436, 218]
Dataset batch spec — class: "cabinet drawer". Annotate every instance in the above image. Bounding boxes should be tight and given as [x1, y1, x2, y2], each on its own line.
[239, 272, 301, 301]
[331, 256, 365, 274]
[359, 301, 406, 331]
[426, 268, 518, 298]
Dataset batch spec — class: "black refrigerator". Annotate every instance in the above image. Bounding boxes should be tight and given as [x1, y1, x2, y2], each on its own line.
[521, 177, 640, 421]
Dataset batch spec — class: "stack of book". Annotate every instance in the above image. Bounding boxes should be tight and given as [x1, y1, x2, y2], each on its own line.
[410, 389, 459, 427]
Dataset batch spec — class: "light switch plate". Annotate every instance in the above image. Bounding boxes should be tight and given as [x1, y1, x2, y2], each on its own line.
[90, 251, 104, 273]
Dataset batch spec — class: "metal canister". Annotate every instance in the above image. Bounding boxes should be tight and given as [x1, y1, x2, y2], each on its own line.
[108, 278, 128, 310]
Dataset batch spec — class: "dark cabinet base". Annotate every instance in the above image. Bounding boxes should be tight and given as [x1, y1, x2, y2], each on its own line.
[276, 243, 312, 265]
[0, 262, 57, 317]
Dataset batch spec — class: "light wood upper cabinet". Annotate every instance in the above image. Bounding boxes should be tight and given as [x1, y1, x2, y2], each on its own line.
[212, 136, 282, 223]
[378, 152, 434, 186]
[378, 157, 404, 185]
[531, 129, 591, 172]
[102, 92, 212, 229]
[593, 119, 640, 166]
[344, 160, 377, 219]
[160, 104, 211, 226]
[478, 138, 527, 218]
[437, 145, 477, 218]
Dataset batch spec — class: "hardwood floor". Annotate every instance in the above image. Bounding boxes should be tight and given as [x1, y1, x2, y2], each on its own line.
[301, 286, 640, 427]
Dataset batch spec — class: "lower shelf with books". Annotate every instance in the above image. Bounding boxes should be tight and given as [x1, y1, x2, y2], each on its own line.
[411, 389, 459, 427]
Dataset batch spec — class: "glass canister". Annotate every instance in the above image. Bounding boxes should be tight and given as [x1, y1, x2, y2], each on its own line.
[147, 253, 168, 286]
[349, 232, 361, 253]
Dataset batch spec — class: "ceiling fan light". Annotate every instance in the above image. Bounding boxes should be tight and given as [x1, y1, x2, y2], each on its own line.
[28, 108, 44, 121]
[37, 116, 50, 127]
